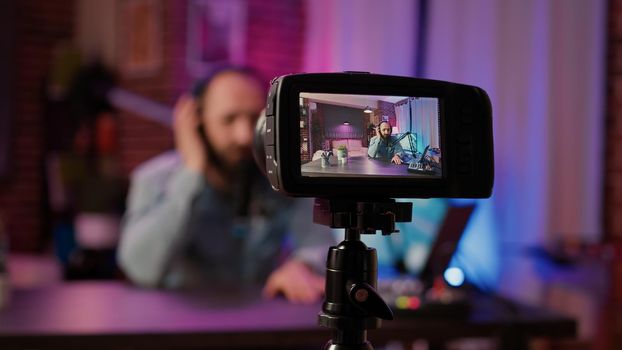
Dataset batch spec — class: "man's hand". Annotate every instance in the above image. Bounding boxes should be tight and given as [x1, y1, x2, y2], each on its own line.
[173, 95, 206, 173]
[375, 126, 381, 138]
[391, 155, 403, 164]
[263, 259, 325, 304]
[173, 94, 228, 190]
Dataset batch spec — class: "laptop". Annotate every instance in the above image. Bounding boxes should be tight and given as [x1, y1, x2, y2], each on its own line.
[376, 203, 476, 318]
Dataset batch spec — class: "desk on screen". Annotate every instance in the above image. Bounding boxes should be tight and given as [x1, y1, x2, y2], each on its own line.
[301, 156, 440, 178]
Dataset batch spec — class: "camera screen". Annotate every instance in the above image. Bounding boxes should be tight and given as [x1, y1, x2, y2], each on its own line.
[299, 93, 442, 178]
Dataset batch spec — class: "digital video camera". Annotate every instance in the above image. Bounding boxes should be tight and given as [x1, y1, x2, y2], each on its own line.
[254, 72, 493, 198]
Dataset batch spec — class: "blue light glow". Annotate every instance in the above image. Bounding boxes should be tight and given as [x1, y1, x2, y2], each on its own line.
[444, 267, 465, 287]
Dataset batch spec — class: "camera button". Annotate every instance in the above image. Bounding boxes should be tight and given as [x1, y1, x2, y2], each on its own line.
[265, 146, 280, 189]
[265, 116, 275, 146]
[266, 81, 279, 116]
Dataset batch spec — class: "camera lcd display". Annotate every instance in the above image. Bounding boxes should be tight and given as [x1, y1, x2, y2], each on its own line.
[299, 92, 442, 178]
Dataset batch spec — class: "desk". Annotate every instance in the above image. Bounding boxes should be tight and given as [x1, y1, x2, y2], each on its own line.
[301, 156, 441, 178]
[0, 282, 575, 349]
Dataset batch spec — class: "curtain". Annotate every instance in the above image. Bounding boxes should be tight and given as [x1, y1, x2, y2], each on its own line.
[303, 0, 417, 75]
[410, 97, 440, 151]
[394, 100, 410, 135]
[426, 0, 606, 306]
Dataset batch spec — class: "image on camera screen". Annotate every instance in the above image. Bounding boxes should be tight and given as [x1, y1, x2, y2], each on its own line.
[299, 92, 442, 178]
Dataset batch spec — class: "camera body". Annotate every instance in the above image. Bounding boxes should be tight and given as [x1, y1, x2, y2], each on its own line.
[258, 72, 493, 198]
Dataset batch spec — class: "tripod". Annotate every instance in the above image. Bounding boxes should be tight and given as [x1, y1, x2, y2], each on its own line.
[314, 199, 413, 350]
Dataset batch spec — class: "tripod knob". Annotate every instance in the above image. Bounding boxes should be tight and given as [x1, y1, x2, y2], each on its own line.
[348, 283, 394, 320]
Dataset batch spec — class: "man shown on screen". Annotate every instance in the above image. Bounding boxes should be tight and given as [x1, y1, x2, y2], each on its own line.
[368, 121, 404, 164]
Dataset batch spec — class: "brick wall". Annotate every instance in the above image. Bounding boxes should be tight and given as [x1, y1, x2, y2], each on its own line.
[0, 0, 308, 251]
[0, 0, 75, 252]
[246, 0, 306, 81]
[116, 0, 185, 175]
[118, 0, 307, 174]
[376, 101, 397, 127]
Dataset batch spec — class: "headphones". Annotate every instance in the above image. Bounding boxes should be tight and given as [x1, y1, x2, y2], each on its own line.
[190, 65, 263, 115]
[377, 121, 392, 130]
[191, 65, 261, 98]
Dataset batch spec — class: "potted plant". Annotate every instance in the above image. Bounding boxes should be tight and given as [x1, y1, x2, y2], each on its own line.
[336, 144, 348, 164]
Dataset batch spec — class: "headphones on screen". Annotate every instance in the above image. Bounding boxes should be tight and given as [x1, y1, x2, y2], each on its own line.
[377, 121, 392, 130]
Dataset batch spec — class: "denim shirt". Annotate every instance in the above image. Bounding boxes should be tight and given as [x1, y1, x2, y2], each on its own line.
[367, 135, 405, 161]
[118, 151, 334, 289]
